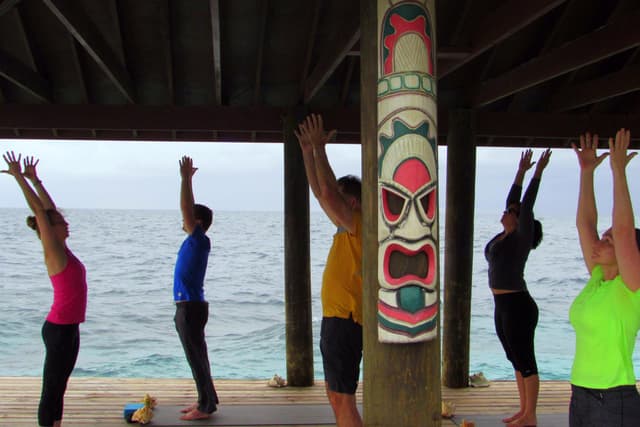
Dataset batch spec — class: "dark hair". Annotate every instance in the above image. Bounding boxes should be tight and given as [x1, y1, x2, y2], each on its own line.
[532, 219, 543, 249]
[337, 175, 361, 201]
[635, 229, 640, 250]
[26, 209, 64, 236]
[194, 204, 213, 231]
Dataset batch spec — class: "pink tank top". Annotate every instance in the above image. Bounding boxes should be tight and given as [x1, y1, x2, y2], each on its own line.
[47, 249, 87, 324]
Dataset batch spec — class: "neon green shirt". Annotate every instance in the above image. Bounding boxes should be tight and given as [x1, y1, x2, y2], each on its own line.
[569, 265, 640, 388]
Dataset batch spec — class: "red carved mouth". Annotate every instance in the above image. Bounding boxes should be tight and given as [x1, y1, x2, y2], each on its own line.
[382, 242, 435, 288]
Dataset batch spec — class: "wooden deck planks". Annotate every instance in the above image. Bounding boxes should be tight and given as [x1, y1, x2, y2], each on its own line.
[0, 377, 614, 426]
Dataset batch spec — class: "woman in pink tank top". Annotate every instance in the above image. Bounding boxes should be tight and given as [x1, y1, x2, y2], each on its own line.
[2, 151, 87, 427]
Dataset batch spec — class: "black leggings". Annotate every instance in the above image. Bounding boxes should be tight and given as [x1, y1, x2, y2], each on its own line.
[39, 321, 80, 427]
[494, 291, 539, 377]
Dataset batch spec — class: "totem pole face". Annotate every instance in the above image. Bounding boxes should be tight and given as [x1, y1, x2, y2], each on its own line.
[377, 1, 438, 343]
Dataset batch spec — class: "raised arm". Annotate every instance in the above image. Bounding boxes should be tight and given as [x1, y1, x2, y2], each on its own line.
[519, 150, 551, 233]
[506, 149, 534, 207]
[609, 128, 640, 291]
[572, 133, 609, 274]
[2, 152, 67, 273]
[179, 156, 198, 235]
[298, 114, 356, 232]
[2, 152, 45, 214]
[294, 116, 325, 200]
[23, 156, 56, 210]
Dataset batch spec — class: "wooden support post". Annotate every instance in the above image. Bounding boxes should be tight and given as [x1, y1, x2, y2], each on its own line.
[283, 109, 314, 386]
[363, 0, 441, 425]
[443, 109, 476, 388]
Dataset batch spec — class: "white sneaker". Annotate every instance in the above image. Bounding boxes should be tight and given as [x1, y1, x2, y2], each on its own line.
[469, 372, 490, 387]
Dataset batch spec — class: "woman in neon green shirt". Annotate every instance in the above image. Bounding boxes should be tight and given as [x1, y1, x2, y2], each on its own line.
[571, 128, 640, 426]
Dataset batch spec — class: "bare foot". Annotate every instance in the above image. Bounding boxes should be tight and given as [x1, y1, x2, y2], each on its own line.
[180, 408, 211, 421]
[180, 402, 198, 413]
[502, 411, 523, 423]
[507, 415, 537, 427]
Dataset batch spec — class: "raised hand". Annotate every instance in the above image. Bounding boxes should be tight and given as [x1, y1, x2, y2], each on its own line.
[572, 132, 608, 172]
[535, 148, 552, 174]
[609, 128, 636, 172]
[22, 156, 40, 182]
[294, 113, 337, 151]
[518, 149, 535, 172]
[179, 155, 197, 178]
[2, 151, 22, 177]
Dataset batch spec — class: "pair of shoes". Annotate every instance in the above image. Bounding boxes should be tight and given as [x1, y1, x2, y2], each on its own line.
[267, 374, 286, 388]
[469, 372, 490, 387]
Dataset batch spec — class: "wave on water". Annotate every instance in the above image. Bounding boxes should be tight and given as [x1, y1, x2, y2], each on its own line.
[0, 208, 638, 381]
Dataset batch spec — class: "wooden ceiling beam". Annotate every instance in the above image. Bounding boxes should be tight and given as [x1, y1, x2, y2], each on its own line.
[41, 0, 134, 103]
[299, 0, 321, 100]
[474, 8, 640, 107]
[303, 22, 360, 104]
[0, 49, 51, 102]
[253, 0, 268, 105]
[0, 0, 22, 17]
[440, 0, 567, 78]
[2, 105, 640, 146]
[340, 56, 356, 106]
[550, 64, 640, 112]
[209, 0, 221, 105]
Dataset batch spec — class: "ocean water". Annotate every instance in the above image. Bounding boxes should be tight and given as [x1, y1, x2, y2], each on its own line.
[0, 208, 638, 381]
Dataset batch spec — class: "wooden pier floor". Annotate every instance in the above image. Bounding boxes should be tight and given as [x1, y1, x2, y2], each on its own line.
[0, 377, 576, 426]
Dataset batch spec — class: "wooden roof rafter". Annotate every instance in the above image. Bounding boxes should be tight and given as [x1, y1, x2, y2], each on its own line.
[209, 0, 222, 105]
[506, 0, 579, 112]
[0, 5, 50, 103]
[550, 63, 640, 112]
[474, 8, 640, 107]
[0, 49, 50, 103]
[253, 0, 268, 106]
[440, 0, 568, 78]
[303, 14, 360, 104]
[41, 0, 135, 104]
[0, 0, 21, 17]
[299, 0, 322, 101]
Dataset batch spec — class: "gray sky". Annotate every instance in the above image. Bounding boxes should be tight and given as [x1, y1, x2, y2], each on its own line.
[0, 138, 638, 219]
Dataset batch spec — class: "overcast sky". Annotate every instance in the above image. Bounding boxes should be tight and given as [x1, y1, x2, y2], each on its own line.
[1, 138, 638, 220]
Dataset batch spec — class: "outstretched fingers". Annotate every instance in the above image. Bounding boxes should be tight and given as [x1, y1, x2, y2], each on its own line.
[609, 128, 636, 168]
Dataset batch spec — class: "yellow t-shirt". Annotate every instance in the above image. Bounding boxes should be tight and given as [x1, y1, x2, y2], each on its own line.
[321, 212, 363, 324]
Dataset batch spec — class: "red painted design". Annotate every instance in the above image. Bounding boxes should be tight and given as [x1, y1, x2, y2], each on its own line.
[393, 158, 430, 193]
[378, 298, 437, 324]
[382, 242, 436, 287]
[383, 14, 433, 75]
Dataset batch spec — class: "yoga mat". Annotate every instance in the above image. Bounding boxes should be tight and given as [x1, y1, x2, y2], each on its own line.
[452, 413, 568, 427]
[146, 404, 354, 426]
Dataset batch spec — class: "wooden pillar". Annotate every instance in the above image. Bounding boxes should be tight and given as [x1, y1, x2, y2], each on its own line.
[283, 109, 314, 386]
[362, 1, 441, 425]
[443, 109, 476, 388]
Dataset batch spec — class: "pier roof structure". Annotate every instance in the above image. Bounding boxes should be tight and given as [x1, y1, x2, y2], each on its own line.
[0, 0, 639, 147]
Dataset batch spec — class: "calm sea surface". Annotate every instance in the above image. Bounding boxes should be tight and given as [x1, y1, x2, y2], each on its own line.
[0, 208, 638, 381]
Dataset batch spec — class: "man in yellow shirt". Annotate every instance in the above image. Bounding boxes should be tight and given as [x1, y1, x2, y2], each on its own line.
[295, 113, 363, 427]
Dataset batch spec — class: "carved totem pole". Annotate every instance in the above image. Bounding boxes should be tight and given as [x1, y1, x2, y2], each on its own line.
[377, 0, 439, 344]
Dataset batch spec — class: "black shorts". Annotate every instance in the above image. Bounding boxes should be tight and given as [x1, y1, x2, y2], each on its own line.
[320, 316, 363, 394]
